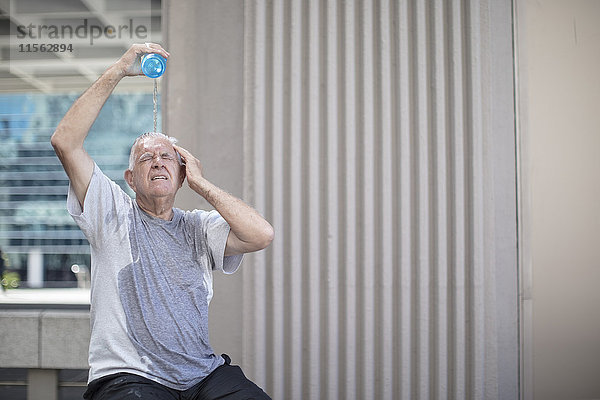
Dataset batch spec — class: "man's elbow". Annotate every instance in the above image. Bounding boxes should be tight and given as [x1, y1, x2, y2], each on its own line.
[51, 126, 82, 154]
[50, 128, 68, 153]
[227, 225, 274, 256]
[50, 130, 59, 149]
[261, 224, 275, 250]
[252, 224, 274, 252]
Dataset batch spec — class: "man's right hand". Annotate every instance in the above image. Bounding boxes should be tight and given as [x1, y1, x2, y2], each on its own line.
[113, 43, 170, 77]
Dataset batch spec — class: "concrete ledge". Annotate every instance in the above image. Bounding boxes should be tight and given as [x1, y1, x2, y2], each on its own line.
[41, 311, 90, 369]
[0, 309, 90, 369]
[0, 288, 90, 309]
[0, 311, 40, 368]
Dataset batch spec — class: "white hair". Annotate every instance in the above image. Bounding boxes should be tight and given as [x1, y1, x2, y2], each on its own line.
[128, 132, 179, 171]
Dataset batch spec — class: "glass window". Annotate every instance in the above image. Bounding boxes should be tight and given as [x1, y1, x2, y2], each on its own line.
[0, 0, 162, 295]
[0, 93, 160, 289]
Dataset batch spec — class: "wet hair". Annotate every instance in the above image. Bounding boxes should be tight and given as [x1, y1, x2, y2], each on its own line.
[127, 132, 179, 171]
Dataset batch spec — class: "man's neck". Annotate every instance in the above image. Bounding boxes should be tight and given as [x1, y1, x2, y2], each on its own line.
[135, 197, 175, 220]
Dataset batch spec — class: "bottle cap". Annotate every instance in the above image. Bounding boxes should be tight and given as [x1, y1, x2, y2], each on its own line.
[141, 54, 166, 78]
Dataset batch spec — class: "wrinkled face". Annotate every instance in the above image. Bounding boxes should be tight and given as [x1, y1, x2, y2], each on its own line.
[124, 137, 185, 200]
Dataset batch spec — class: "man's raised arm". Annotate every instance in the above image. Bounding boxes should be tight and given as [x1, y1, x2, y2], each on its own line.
[174, 145, 275, 256]
[51, 43, 169, 207]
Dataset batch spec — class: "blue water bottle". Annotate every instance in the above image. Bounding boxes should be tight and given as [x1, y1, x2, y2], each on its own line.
[141, 53, 166, 78]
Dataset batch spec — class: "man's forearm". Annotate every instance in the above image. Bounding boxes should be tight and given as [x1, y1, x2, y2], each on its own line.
[51, 65, 124, 151]
[172, 144, 274, 255]
[51, 64, 126, 205]
[192, 178, 274, 254]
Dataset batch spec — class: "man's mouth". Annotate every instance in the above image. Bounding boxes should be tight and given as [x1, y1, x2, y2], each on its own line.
[151, 176, 168, 181]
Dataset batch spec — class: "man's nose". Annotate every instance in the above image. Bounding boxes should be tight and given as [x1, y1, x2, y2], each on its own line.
[151, 155, 165, 167]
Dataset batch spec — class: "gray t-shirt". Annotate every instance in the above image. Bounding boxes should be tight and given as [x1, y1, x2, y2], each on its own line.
[67, 164, 242, 390]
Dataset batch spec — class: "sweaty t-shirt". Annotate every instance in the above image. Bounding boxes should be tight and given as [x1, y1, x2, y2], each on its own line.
[67, 164, 242, 390]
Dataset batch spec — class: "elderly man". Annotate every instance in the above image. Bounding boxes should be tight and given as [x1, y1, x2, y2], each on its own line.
[51, 43, 273, 399]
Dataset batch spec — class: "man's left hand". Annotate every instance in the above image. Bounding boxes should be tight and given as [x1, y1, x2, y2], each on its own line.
[173, 145, 207, 195]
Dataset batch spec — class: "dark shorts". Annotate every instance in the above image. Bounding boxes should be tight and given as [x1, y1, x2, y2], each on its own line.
[83, 354, 271, 400]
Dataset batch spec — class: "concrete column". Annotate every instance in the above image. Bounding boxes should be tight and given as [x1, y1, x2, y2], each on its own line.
[163, 0, 245, 362]
[27, 369, 57, 400]
[27, 248, 43, 288]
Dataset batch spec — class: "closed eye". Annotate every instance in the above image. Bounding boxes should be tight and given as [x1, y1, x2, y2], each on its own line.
[139, 154, 153, 163]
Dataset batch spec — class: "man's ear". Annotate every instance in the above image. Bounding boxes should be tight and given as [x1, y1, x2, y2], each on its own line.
[178, 164, 186, 188]
[124, 169, 136, 191]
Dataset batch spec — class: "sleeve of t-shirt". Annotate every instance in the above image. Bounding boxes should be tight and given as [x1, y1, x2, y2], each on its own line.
[67, 163, 132, 248]
[196, 210, 243, 274]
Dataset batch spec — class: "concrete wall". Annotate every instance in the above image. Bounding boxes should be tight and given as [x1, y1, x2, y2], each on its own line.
[516, 1, 600, 399]
[163, 0, 246, 363]
[164, 1, 519, 399]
